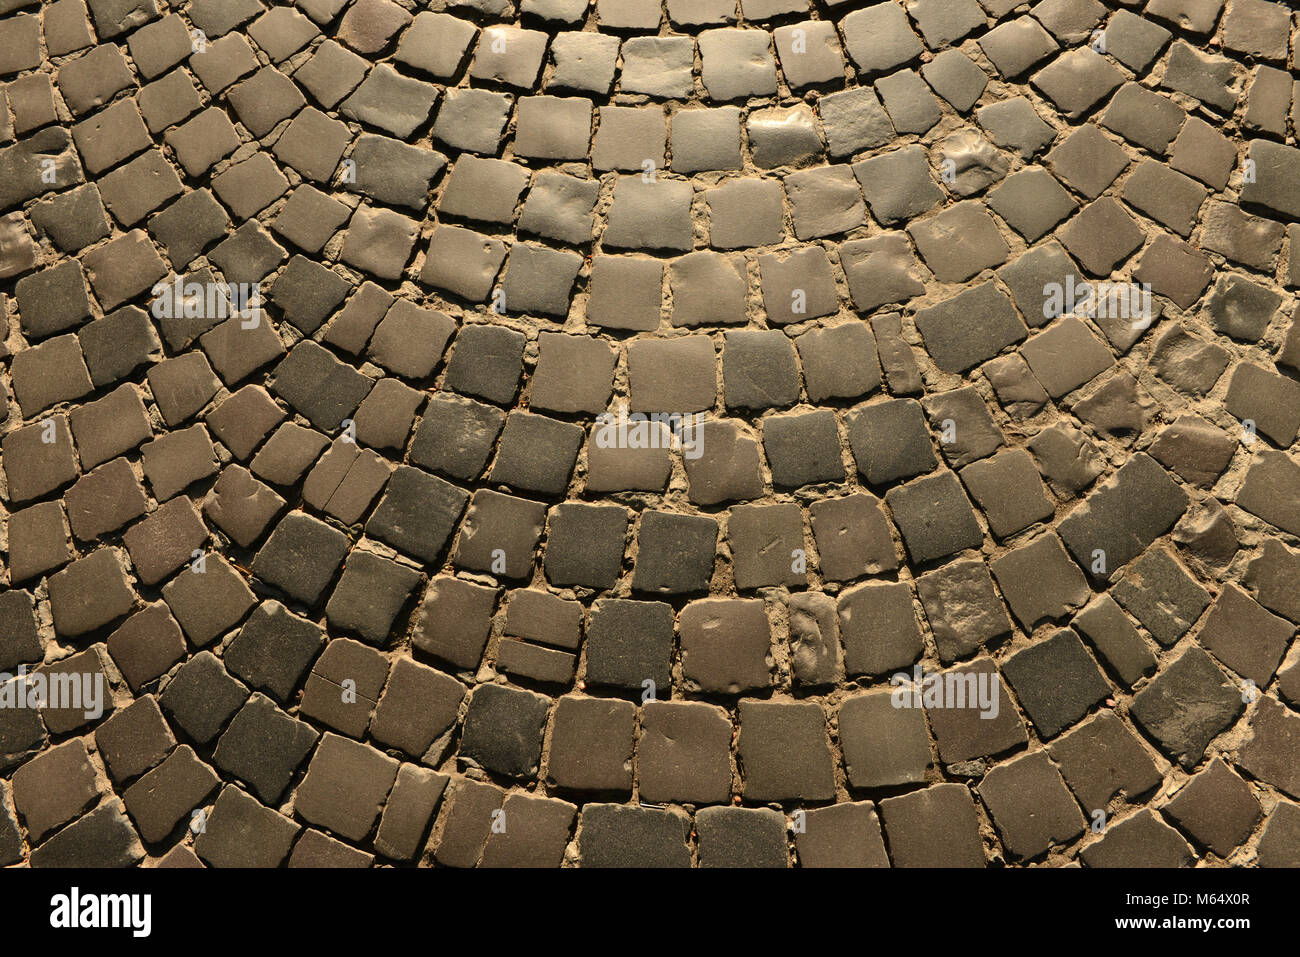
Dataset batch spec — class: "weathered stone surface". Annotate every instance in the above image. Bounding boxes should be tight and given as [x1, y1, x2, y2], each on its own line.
[1, 0, 1287, 872]
[1131, 647, 1242, 770]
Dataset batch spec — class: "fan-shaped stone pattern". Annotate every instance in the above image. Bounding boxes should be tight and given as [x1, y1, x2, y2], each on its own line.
[0, 0, 1295, 870]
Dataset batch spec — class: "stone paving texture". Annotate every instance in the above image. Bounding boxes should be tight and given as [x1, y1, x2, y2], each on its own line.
[0, 0, 1298, 869]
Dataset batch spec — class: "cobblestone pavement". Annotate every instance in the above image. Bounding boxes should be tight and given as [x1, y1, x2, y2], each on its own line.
[1, 0, 1299, 869]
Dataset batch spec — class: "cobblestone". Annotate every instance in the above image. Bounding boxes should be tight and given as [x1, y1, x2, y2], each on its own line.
[0, 0, 1293, 871]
